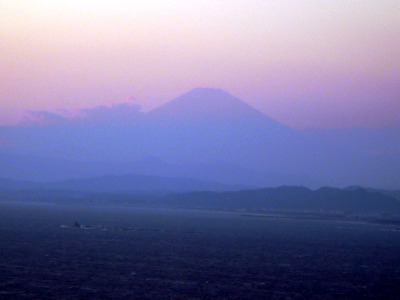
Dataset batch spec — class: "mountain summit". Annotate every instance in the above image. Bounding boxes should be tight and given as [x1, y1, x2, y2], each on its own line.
[2, 87, 397, 188]
[147, 88, 282, 128]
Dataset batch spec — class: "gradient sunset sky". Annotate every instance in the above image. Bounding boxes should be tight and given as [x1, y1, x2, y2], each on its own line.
[1, 0, 399, 129]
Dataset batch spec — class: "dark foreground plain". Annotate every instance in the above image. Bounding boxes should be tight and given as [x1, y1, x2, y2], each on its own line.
[1, 202, 400, 299]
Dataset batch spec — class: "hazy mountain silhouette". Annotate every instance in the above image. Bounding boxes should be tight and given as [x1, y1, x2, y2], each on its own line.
[148, 88, 283, 127]
[0, 152, 318, 187]
[2, 176, 399, 215]
[45, 174, 249, 193]
[162, 186, 400, 214]
[0, 173, 249, 193]
[0, 88, 399, 188]
[143, 88, 314, 172]
[344, 185, 400, 201]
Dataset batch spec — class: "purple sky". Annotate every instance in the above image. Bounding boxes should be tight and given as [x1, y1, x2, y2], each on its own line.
[1, 0, 399, 129]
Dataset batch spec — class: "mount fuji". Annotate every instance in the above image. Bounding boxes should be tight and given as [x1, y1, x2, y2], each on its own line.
[0, 88, 398, 189]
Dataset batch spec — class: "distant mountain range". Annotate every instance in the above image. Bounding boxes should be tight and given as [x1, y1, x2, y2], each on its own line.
[161, 186, 400, 214]
[0, 174, 249, 193]
[0, 88, 399, 189]
[0, 153, 320, 187]
[1, 180, 399, 215]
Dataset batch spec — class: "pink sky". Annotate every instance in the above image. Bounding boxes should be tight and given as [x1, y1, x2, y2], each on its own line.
[1, 0, 399, 129]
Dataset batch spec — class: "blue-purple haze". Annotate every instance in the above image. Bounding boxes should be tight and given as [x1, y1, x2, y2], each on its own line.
[0, 88, 399, 189]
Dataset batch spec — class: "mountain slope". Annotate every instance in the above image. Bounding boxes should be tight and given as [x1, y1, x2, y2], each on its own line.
[143, 88, 312, 172]
[147, 88, 284, 128]
[0, 88, 398, 188]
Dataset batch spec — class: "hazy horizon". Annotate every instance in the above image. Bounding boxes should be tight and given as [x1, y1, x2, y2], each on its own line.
[1, 88, 399, 189]
[2, 86, 400, 131]
[2, 3, 400, 299]
[0, 1, 399, 188]
[1, 1, 399, 129]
